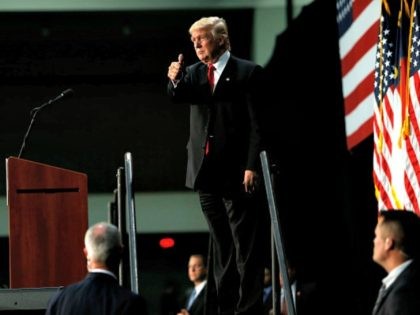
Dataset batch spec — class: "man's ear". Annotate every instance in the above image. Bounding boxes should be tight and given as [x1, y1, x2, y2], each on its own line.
[385, 237, 394, 250]
[83, 247, 88, 258]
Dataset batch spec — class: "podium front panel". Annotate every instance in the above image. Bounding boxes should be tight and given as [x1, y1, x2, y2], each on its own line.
[6, 157, 88, 288]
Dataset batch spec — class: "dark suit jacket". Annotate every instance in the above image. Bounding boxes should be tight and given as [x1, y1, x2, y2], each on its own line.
[168, 54, 263, 192]
[185, 284, 206, 315]
[45, 272, 147, 315]
[263, 286, 273, 315]
[374, 261, 420, 315]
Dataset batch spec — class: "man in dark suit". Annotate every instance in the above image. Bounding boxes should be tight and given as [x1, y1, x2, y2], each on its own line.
[372, 210, 420, 315]
[167, 16, 265, 315]
[45, 221, 147, 315]
[177, 254, 207, 315]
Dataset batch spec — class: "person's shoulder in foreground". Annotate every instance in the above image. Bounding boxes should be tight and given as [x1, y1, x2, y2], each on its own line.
[45, 221, 148, 315]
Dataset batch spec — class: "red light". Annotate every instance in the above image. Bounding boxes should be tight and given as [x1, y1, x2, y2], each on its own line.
[159, 237, 175, 249]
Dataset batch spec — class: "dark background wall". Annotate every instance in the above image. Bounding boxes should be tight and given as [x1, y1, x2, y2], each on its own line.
[0, 9, 253, 193]
[0, 1, 385, 314]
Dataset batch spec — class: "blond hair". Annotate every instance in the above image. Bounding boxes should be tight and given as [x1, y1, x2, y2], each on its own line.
[189, 16, 231, 51]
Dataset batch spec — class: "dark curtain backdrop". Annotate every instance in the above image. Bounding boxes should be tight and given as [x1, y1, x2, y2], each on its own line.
[263, 1, 381, 315]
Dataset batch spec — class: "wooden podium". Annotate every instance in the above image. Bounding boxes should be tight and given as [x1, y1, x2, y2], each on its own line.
[5, 157, 88, 288]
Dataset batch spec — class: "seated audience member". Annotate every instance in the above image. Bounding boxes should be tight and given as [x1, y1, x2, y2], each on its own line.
[177, 254, 208, 315]
[371, 209, 420, 315]
[45, 221, 147, 315]
[263, 267, 273, 315]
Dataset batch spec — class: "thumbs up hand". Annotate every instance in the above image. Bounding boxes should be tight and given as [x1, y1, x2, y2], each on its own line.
[168, 53, 184, 81]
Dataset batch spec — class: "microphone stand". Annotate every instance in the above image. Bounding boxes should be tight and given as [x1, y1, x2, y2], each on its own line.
[17, 89, 73, 159]
[17, 107, 41, 159]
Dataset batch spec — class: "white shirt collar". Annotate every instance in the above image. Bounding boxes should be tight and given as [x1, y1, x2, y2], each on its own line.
[382, 259, 413, 289]
[194, 280, 207, 296]
[213, 50, 230, 74]
[210, 50, 230, 88]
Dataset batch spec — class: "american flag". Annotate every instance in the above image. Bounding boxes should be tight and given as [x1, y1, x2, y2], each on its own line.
[336, 0, 381, 149]
[373, 0, 420, 214]
[405, 0, 420, 214]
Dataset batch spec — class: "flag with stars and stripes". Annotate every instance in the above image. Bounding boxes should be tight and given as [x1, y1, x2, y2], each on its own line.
[336, 0, 380, 149]
[405, 0, 420, 213]
[373, 0, 420, 214]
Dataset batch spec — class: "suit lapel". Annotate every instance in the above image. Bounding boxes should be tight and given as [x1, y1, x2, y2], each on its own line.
[196, 63, 214, 98]
[189, 287, 204, 312]
[373, 265, 413, 314]
[214, 57, 235, 96]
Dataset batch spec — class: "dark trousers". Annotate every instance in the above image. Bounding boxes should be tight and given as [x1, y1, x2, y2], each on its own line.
[199, 190, 264, 315]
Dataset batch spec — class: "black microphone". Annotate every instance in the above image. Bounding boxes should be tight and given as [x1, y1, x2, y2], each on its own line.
[30, 88, 74, 114]
[18, 88, 75, 158]
[57, 88, 74, 99]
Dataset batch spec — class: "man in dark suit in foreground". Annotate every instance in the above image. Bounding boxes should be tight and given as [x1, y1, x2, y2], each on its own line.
[167, 16, 266, 315]
[371, 210, 420, 315]
[45, 221, 147, 315]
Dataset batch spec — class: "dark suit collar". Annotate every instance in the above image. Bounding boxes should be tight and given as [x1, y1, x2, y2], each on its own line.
[89, 268, 118, 279]
[195, 53, 236, 97]
[86, 271, 118, 282]
[383, 260, 416, 292]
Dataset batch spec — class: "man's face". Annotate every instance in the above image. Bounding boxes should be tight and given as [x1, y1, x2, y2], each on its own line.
[373, 222, 387, 263]
[188, 256, 207, 283]
[264, 268, 272, 286]
[190, 28, 219, 64]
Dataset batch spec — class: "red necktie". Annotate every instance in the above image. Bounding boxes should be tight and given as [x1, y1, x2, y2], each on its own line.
[205, 64, 215, 155]
[205, 140, 210, 155]
[207, 63, 215, 91]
